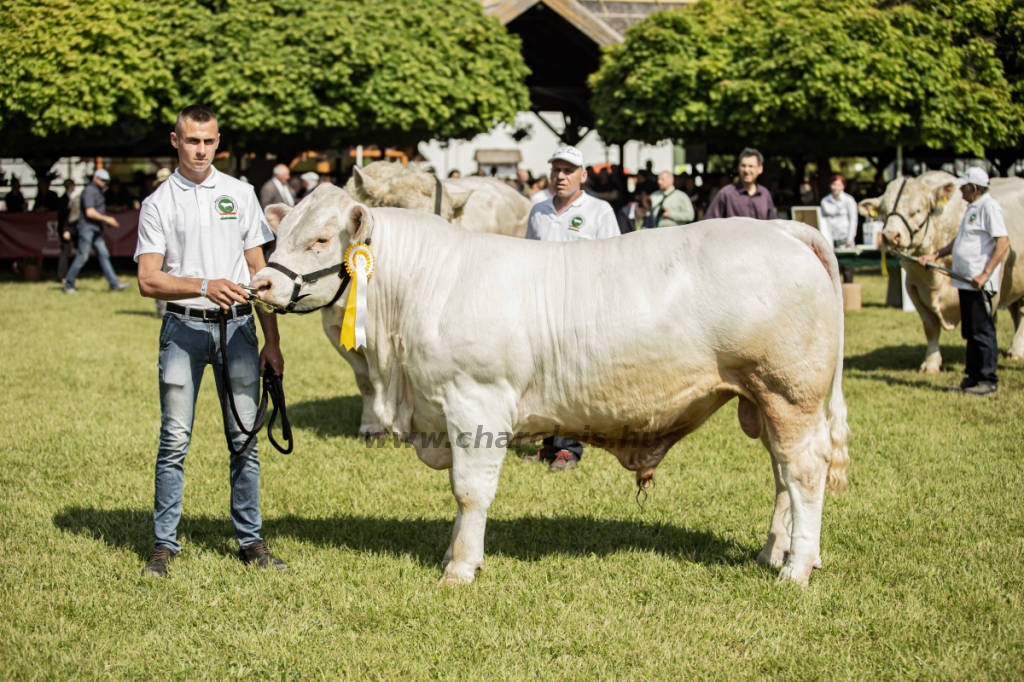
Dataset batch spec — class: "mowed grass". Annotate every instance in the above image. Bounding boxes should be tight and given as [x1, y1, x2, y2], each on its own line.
[1, 270, 1023, 680]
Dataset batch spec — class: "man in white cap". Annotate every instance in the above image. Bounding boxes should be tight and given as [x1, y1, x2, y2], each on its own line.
[523, 145, 619, 471]
[62, 168, 129, 294]
[298, 171, 321, 201]
[919, 167, 1009, 395]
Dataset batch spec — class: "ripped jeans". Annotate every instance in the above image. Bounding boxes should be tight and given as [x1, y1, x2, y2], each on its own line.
[153, 311, 263, 553]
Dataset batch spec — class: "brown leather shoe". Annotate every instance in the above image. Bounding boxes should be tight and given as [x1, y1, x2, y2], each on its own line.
[239, 540, 289, 570]
[141, 546, 177, 577]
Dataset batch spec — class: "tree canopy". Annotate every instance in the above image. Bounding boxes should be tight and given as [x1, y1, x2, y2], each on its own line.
[0, 0, 530, 157]
[589, 0, 1024, 157]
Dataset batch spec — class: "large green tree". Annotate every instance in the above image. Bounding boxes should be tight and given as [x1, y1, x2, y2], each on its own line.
[590, 0, 1023, 159]
[0, 0, 529, 157]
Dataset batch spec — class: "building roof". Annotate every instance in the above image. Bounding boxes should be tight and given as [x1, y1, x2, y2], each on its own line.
[479, 0, 694, 43]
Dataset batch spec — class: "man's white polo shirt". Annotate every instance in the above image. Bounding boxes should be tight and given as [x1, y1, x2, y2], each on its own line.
[135, 167, 274, 309]
[526, 192, 618, 242]
[952, 192, 1008, 292]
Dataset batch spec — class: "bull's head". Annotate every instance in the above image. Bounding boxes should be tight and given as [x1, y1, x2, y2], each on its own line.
[859, 175, 958, 253]
[249, 184, 373, 313]
[349, 165, 473, 221]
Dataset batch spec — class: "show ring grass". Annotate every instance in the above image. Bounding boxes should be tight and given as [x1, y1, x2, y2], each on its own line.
[1, 273, 1022, 679]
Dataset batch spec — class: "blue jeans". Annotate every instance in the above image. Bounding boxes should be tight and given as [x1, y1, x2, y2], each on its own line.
[64, 224, 121, 288]
[154, 311, 263, 552]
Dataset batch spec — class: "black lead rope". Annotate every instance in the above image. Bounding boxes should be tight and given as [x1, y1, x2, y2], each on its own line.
[434, 176, 443, 216]
[217, 313, 293, 457]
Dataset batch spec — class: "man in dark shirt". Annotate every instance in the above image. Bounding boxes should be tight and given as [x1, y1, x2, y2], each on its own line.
[704, 148, 777, 220]
[62, 169, 129, 294]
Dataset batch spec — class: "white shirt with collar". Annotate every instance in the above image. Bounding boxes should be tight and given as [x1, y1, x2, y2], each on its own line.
[952, 192, 1008, 292]
[134, 167, 274, 308]
[272, 177, 295, 207]
[526, 191, 618, 242]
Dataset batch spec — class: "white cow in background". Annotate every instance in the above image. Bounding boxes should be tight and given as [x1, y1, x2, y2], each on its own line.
[337, 162, 531, 436]
[252, 185, 851, 587]
[346, 161, 530, 238]
[860, 172, 1024, 372]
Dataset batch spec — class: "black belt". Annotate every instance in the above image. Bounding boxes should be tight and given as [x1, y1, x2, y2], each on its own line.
[166, 302, 252, 320]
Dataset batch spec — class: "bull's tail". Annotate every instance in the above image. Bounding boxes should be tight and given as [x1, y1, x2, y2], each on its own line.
[774, 221, 851, 494]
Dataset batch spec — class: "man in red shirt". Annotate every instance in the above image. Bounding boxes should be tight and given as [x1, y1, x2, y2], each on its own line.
[704, 148, 777, 220]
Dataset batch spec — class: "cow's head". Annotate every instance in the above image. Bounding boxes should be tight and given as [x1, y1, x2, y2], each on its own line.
[862, 175, 958, 252]
[348, 165, 473, 222]
[249, 184, 373, 313]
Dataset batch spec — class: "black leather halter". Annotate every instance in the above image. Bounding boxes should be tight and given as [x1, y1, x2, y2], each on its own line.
[434, 176, 443, 216]
[883, 177, 932, 245]
[264, 237, 370, 314]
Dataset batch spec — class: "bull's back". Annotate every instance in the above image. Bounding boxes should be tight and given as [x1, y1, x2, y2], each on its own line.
[418, 220, 838, 422]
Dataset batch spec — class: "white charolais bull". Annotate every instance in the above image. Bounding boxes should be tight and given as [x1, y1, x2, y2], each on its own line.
[860, 172, 1024, 372]
[251, 185, 850, 587]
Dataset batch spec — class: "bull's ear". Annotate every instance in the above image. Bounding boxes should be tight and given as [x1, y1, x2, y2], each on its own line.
[348, 204, 374, 244]
[932, 183, 956, 215]
[447, 187, 473, 220]
[351, 166, 383, 201]
[264, 203, 292, 235]
[858, 197, 881, 218]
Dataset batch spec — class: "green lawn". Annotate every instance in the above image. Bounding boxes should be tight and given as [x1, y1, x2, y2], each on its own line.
[1, 271, 1022, 680]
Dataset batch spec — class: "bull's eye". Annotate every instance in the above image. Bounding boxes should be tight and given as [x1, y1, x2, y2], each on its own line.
[316, 237, 329, 244]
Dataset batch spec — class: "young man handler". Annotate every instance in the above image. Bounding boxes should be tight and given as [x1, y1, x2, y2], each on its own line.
[135, 105, 287, 576]
[919, 167, 1009, 396]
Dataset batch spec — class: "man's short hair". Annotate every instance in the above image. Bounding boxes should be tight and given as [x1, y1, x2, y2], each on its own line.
[175, 105, 218, 134]
[738, 147, 764, 166]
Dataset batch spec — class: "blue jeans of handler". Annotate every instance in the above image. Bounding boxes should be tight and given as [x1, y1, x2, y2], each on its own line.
[154, 311, 263, 553]
[64, 224, 121, 289]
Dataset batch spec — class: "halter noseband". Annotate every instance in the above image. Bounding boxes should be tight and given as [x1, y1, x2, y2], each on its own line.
[263, 237, 371, 314]
[883, 177, 932, 245]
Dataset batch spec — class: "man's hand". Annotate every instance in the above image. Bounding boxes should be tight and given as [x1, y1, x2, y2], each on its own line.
[106, 216, 120, 228]
[918, 252, 939, 267]
[205, 279, 249, 310]
[260, 341, 284, 376]
[62, 231, 71, 241]
[971, 272, 990, 290]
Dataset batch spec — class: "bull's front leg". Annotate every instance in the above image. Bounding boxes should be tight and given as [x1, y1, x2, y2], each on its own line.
[906, 284, 944, 373]
[1007, 300, 1024, 360]
[441, 419, 509, 585]
[320, 314, 386, 439]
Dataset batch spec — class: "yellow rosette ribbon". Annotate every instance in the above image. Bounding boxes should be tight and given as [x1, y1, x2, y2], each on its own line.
[340, 243, 375, 351]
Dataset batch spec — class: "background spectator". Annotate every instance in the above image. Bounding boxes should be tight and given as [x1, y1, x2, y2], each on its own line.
[617, 191, 653, 233]
[33, 176, 60, 213]
[448, 169, 461, 179]
[56, 179, 78, 283]
[705, 148, 777, 220]
[4, 177, 26, 212]
[259, 164, 295, 209]
[650, 171, 694, 227]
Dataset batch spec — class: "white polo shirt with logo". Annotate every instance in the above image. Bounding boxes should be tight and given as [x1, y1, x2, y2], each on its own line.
[135, 167, 274, 309]
[526, 192, 619, 242]
[952, 192, 1008, 292]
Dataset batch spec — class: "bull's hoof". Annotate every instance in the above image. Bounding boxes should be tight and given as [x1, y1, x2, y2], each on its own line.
[1007, 351, 1024, 361]
[776, 564, 812, 587]
[358, 426, 388, 441]
[918, 364, 941, 374]
[757, 547, 788, 569]
[439, 562, 479, 586]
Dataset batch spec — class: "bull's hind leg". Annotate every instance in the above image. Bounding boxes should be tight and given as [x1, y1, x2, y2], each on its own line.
[757, 437, 792, 569]
[1007, 300, 1024, 360]
[760, 401, 831, 586]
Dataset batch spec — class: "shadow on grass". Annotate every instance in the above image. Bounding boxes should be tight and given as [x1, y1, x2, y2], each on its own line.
[287, 395, 364, 439]
[52, 507, 755, 568]
[115, 309, 161, 318]
[846, 344, 965, 372]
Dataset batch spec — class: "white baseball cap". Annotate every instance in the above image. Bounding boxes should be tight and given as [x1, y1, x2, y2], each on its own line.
[548, 146, 585, 168]
[94, 169, 111, 182]
[953, 167, 989, 187]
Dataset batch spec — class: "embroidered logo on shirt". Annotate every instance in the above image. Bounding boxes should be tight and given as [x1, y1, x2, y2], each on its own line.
[216, 196, 237, 221]
[568, 215, 585, 231]
[968, 212, 977, 223]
